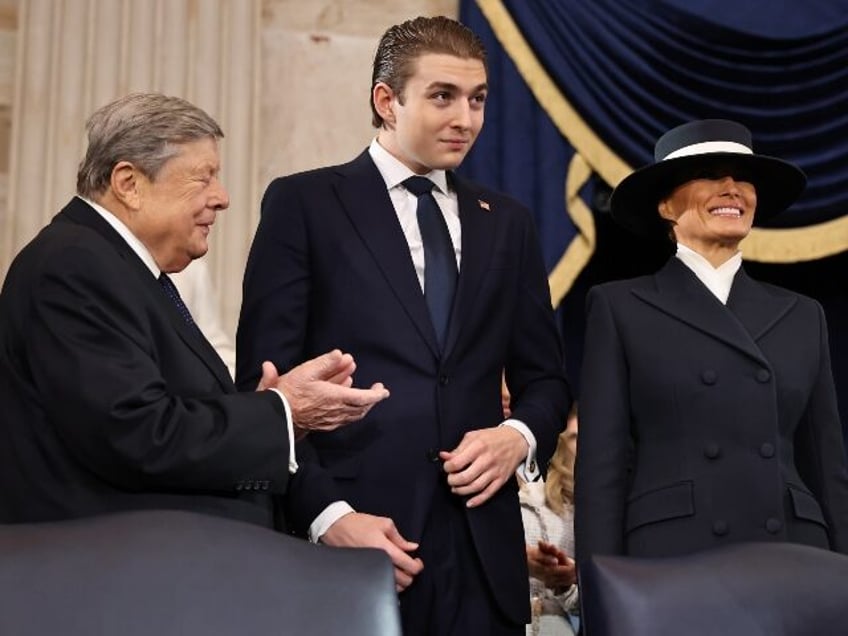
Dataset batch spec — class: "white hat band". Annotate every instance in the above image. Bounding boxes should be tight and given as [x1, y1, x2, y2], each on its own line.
[663, 141, 753, 161]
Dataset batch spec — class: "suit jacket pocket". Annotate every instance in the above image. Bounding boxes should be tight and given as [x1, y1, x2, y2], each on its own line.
[625, 481, 695, 533]
[788, 484, 828, 527]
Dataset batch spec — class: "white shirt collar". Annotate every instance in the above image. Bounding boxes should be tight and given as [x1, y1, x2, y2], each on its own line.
[674, 242, 742, 304]
[368, 138, 449, 195]
[78, 195, 160, 278]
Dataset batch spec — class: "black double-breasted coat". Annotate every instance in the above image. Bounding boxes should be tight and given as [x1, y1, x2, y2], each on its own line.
[575, 258, 848, 562]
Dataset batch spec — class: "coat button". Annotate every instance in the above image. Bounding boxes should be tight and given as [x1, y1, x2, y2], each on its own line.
[426, 448, 441, 463]
[701, 370, 717, 385]
[439, 374, 449, 386]
[712, 520, 728, 536]
[759, 442, 775, 458]
[704, 443, 721, 459]
[756, 369, 771, 383]
[765, 518, 782, 534]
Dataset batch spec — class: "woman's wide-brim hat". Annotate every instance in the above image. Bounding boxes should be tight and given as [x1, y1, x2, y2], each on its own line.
[609, 119, 807, 237]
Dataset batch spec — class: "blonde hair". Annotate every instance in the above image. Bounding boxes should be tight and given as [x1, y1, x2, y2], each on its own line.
[544, 407, 578, 514]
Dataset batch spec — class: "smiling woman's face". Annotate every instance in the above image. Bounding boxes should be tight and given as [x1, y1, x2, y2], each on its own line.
[659, 171, 757, 254]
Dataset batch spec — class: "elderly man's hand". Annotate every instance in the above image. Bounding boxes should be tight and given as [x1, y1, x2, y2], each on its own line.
[263, 350, 389, 434]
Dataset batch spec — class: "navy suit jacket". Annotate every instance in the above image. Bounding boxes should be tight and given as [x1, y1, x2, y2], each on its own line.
[0, 198, 294, 527]
[236, 150, 571, 623]
[575, 258, 848, 563]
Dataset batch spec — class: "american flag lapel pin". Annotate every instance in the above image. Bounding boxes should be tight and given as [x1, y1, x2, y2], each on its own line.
[478, 199, 491, 211]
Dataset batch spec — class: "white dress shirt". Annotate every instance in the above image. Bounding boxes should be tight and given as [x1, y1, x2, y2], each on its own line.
[674, 242, 742, 304]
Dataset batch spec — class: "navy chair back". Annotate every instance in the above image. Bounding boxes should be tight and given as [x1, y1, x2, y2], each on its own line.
[0, 510, 401, 636]
[579, 542, 848, 636]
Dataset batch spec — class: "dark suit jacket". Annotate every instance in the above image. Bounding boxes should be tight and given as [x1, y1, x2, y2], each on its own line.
[575, 257, 848, 563]
[236, 150, 571, 623]
[0, 197, 293, 527]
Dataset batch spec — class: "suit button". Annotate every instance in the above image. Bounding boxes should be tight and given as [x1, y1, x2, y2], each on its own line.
[765, 518, 782, 534]
[760, 442, 775, 458]
[704, 443, 721, 459]
[426, 448, 440, 463]
[701, 370, 717, 385]
[756, 369, 771, 383]
[439, 375, 449, 386]
[712, 520, 728, 536]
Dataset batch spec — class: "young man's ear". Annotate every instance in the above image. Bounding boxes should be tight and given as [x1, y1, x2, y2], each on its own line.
[373, 82, 397, 128]
[109, 161, 142, 210]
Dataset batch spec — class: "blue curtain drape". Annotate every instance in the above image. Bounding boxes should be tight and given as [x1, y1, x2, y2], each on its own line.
[459, 0, 848, 265]
[458, 0, 848, 432]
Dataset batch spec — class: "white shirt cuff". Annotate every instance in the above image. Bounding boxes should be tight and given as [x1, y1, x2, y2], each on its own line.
[268, 388, 298, 473]
[309, 501, 355, 543]
[502, 418, 539, 481]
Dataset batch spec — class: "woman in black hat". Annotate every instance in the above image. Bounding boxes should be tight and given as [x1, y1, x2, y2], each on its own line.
[574, 119, 848, 562]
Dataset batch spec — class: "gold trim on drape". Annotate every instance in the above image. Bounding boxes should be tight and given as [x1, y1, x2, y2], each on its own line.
[475, 0, 848, 294]
[548, 154, 595, 308]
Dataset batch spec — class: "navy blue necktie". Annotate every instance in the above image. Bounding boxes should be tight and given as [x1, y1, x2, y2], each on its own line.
[404, 176, 457, 348]
[158, 273, 198, 329]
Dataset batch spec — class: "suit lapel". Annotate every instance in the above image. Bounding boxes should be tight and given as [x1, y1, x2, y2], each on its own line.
[335, 152, 441, 356]
[144, 273, 235, 392]
[60, 199, 235, 392]
[726, 268, 797, 341]
[633, 258, 770, 366]
[442, 173, 495, 357]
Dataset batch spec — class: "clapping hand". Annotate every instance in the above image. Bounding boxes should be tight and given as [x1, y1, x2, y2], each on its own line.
[256, 350, 390, 436]
[526, 540, 576, 590]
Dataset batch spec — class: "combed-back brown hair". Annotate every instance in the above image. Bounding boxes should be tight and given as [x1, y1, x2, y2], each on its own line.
[370, 15, 487, 128]
[77, 92, 223, 198]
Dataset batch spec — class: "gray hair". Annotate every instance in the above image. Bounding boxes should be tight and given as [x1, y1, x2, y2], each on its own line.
[76, 92, 224, 197]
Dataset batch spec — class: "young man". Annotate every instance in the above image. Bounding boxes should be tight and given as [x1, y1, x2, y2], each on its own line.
[0, 93, 401, 548]
[237, 17, 571, 635]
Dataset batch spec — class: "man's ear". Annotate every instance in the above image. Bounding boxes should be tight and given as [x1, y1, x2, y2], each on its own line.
[373, 82, 396, 128]
[110, 161, 142, 210]
[658, 199, 673, 221]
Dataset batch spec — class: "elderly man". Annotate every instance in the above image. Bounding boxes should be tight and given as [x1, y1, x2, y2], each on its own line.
[0, 94, 419, 574]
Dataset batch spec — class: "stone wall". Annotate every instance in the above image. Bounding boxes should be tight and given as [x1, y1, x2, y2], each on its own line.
[0, 0, 15, 234]
[260, 0, 458, 184]
[0, 0, 458, 337]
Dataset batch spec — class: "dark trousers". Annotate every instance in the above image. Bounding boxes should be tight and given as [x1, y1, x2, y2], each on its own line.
[399, 480, 523, 636]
